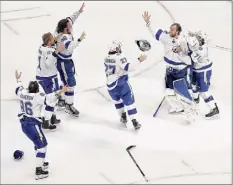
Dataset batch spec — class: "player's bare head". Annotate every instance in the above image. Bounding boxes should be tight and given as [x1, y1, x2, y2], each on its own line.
[56, 19, 72, 34]
[42, 32, 54, 46]
[108, 40, 122, 54]
[28, 81, 39, 93]
[169, 23, 182, 37]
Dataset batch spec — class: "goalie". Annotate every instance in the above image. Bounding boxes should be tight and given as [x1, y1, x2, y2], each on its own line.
[142, 11, 198, 123]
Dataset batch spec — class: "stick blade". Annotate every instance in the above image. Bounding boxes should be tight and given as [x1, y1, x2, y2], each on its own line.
[126, 145, 136, 151]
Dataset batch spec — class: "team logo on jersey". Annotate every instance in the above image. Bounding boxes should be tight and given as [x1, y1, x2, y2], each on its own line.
[167, 66, 173, 72]
[172, 39, 175, 43]
[199, 47, 203, 50]
[61, 36, 67, 42]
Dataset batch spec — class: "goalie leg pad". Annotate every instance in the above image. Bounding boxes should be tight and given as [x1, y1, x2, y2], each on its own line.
[173, 79, 198, 123]
[173, 78, 193, 103]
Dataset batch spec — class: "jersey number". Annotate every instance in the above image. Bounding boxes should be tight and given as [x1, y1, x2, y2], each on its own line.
[105, 64, 116, 77]
[120, 57, 127, 63]
[20, 101, 33, 116]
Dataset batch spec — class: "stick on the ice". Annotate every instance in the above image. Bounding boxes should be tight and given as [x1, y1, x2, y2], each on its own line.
[153, 96, 165, 117]
[126, 145, 149, 182]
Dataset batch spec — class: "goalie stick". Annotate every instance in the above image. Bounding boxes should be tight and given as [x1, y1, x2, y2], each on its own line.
[153, 96, 165, 117]
[126, 145, 149, 182]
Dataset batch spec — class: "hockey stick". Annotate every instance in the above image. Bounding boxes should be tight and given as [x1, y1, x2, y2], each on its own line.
[126, 145, 149, 182]
[208, 45, 232, 52]
[153, 96, 165, 117]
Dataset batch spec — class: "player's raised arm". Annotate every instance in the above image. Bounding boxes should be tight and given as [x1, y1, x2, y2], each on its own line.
[142, 11, 168, 44]
[119, 55, 147, 72]
[60, 31, 86, 52]
[15, 70, 24, 96]
[67, 2, 85, 24]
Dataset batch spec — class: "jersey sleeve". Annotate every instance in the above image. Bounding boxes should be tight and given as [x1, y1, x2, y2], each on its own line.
[67, 10, 81, 24]
[118, 56, 140, 72]
[60, 35, 81, 52]
[15, 81, 24, 97]
[147, 22, 168, 44]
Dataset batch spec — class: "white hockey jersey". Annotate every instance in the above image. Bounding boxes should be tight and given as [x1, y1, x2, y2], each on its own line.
[104, 53, 140, 90]
[16, 82, 45, 121]
[56, 34, 80, 60]
[185, 35, 212, 72]
[147, 24, 191, 70]
[36, 45, 58, 80]
[54, 10, 81, 60]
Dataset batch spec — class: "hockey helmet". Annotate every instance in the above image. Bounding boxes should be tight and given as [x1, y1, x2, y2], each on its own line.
[188, 30, 207, 46]
[108, 40, 122, 53]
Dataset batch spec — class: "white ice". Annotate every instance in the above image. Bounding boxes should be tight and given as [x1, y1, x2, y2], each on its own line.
[1, 1, 232, 184]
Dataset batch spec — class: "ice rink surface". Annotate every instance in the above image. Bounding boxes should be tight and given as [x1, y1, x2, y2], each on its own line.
[1, 1, 232, 184]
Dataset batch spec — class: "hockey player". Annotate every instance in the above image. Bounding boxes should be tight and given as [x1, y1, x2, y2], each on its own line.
[15, 70, 68, 180]
[142, 11, 198, 123]
[184, 31, 220, 119]
[55, 2, 86, 117]
[36, 32, 65, 130]
[105, 40, 147, 130]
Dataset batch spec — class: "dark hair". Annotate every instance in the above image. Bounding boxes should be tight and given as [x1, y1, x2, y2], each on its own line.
[56, 19, 69, 33]
[28, 81, 39, 93]
[171, 23, 182, 35]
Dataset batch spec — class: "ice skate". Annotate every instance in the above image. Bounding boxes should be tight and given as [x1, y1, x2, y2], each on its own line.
[43, 162, 49, 170]
[205, 103, 220, 120]
[120, 112, 127, 124]
[51, 114, 60, 125]
[35, 167, 49, 180]
[65, 103, 80, 117]
[42, 120, 56, 131]
[132, 119, 141, 130]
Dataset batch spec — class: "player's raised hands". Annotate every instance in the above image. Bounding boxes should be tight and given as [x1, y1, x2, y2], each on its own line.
[79, 32, 86, 41]
[79, 2, 85, 13]
[142, 11, 151, 24]
[138, 54, 147, 62]
[15, 70, 22, 80]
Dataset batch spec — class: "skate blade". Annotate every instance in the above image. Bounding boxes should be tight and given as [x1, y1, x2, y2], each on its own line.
[35, 174, 49, 180]
[205, 114, 220, 120]
[65, 110, 79, 117]
[134, 125, 141, 131]
[42, 128, 57, 133]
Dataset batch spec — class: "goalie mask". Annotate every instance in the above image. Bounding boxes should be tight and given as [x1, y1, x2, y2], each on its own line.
[188, 31, 207, 46]
[135, 40, 151, 52]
